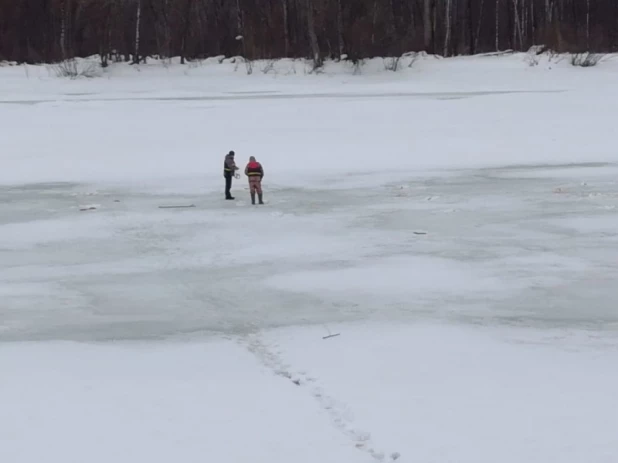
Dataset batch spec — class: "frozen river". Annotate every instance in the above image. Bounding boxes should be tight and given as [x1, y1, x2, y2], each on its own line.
[3, 57, 618, 463]
[2, 162, 618, 341]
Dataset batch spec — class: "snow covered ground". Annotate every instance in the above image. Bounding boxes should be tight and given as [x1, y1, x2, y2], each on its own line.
[2, 53, 618, 462]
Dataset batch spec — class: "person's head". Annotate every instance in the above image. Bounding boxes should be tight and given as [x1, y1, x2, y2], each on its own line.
[228, 150, 235, 157]
[249, 156, 256, 162]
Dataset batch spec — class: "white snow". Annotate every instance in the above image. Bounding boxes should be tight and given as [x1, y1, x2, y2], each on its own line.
[2, 325, 618, 463]
[0, 340, 374, 463]
[2, 53, 618, 462]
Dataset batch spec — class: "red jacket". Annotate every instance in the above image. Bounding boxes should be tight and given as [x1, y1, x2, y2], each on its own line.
[245, 161, 264, 178]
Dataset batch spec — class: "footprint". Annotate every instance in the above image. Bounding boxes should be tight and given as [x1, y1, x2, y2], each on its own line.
[243, 334, 394, 462]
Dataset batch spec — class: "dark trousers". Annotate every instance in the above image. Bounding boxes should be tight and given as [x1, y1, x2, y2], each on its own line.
[224, 173, 233, 198]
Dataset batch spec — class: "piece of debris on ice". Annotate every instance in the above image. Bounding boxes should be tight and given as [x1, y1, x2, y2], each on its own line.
[79, 204, 99, 211]
[158, 204, 196, 209]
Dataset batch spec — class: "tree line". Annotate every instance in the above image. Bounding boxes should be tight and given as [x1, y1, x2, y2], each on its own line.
[0, 0, 616, 65]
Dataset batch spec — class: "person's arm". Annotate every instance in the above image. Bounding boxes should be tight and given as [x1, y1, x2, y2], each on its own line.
[225, 157, 235, 170]
[260, 165, 265, 179]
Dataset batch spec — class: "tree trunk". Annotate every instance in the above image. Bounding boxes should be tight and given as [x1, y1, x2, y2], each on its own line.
[586, 0, 590, 50]
[337, 0, 344, 58]
[100, 0, 113, 66]
[530, 1, 536, 45]
[371, 0, 378, 46]
[180, 0, 193, 64]
[468, 0, 474, 53]
[474, 0, 485, 52]
[495, 0, 500, 51]
[444, 0, 452, 56]
[133, 0, 141, 64]
[306, 0, 321, 67]
[60, 0, 68, 59]
[423, 0, 432, 51]
[388, 0, 397, 46]
[282, 0, 290, 56]
[236, 0, 243, 36]
[236, 0, 247, 58]
[513, 0, 523, 49]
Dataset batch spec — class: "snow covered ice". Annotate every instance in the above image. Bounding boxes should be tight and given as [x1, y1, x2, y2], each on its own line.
[1, 54, 618, 462]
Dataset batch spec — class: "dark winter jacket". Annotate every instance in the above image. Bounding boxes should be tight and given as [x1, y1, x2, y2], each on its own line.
[245, 161, 264, 179]
[224, 154, 238, 176]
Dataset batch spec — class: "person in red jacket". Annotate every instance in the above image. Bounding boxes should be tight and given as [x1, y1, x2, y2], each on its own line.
[244, 156, 264, 205]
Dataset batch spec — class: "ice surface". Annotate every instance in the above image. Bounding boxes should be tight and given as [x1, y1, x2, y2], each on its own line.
[2, 163, 617, 340]
[2, 54, 618, 463]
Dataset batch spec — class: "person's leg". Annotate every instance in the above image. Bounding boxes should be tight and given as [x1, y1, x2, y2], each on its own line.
[257, 180, 264, 204]
[225, 174, 233, 199]
[249, 178, 257, 204]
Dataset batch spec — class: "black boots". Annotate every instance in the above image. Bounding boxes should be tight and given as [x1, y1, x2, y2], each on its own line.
[250, 193, 264, 205]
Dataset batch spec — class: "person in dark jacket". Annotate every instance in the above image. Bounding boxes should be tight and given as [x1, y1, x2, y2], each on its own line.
[223, 150, 239, 200]
[244, 156, 264, 205]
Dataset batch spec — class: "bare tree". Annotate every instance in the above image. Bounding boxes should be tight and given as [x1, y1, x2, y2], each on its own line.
[468, 0, 474, 53]
[444, 0, 452, 56]
[423, 0, 432, 51]
[1, 0, 618, 65]
[305, 0, 321, 68]
[513, 0, 523, 49]
[179, 0, 194, 64]
[60, 0, 70, 59]
[474, 0, 485, 51]
[336, 0, 344, 58]
[282, 0, 290, 56]
[586, 0, 590, 50]
[371, 0, 378, 46]
[495, 0, 499, 51]
[133, 0, 141, 64]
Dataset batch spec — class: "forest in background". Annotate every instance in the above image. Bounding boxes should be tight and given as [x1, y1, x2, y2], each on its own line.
[0, 0, 616, 65]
